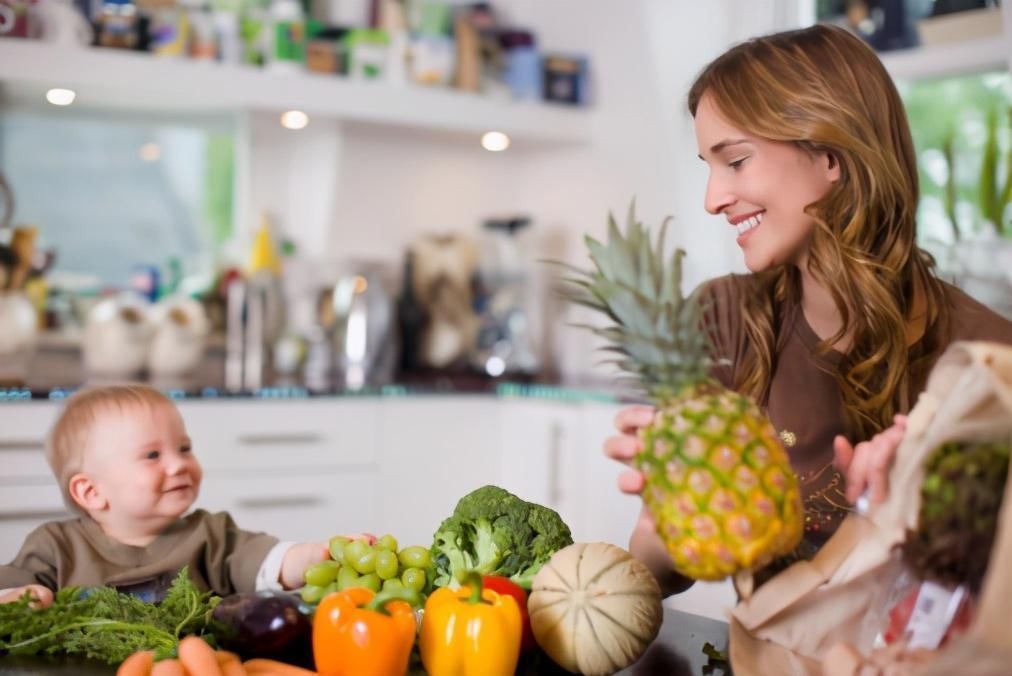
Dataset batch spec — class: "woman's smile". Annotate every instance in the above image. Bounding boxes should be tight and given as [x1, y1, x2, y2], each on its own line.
[730, 210, 764, 246]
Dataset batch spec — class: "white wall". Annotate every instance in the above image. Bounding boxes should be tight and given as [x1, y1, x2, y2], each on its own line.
[249, 0, 806, 380]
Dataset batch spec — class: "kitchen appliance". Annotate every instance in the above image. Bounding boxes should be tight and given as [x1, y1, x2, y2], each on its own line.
[82, 294, 152, 377]
[317, 263, 397, 391]
[0, 290, 37, 385]
[224, 271, 285, 392]
[472, 216, 539, 378]
[147, 296, 210, 379]
[398, 233, 480, 372]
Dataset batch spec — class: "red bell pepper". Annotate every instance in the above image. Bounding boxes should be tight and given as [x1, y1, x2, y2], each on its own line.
[482, 575, 535, 653]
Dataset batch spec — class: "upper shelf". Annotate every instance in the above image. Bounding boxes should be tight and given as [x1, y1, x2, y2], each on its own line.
[0, 39, 593, 146]
[880, 34, 1009, 81]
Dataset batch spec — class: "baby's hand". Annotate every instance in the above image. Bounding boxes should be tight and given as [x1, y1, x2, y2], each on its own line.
[343, 532, 377, 545]
[279, 542, 330, 590]
[0, 584, 53, 609]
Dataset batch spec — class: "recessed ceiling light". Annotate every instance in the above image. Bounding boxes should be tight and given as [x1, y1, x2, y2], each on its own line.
[280, 110, 309, 130]
[139, 143, 161, 162]
[46, 88, 76, 106]
[481, 131, 510, 152]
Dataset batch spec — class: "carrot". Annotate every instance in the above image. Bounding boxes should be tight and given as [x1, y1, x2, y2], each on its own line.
[215, 650, 247, 676]
[149, 659, 187, 676]
[178, 635, 223, 676]
[116, 650, 154, 676]
[241, 658, 317, 676]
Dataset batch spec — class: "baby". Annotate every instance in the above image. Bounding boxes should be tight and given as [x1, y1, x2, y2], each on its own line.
[0, 384, 352, 608]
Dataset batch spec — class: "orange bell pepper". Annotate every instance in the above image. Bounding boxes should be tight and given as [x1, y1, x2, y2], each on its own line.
[312, 586, 420, 676]
[420, 571, 522, 676]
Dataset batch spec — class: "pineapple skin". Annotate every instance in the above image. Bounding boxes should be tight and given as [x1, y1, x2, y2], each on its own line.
[638, 386, 804, 581]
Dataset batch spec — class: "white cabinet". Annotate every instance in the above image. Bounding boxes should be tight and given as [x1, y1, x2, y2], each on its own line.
[495, 397, 640, 548]
[0, 396, 642, 561]
[569, 400, 643, 547]
[0, 403, 70, 562]
[497, 399, 577, 527]
[373, 397, 500, 548]
[198, 470, 377, 543]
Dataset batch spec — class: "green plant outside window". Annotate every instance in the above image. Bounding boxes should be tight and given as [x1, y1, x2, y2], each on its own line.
[899, 72, 1012, 245]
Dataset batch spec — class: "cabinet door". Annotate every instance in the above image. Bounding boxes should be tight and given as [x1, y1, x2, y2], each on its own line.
[0, 403, 67, 560]
[573, 401, 643, 547]
[375, 397, 500, 548]
[178, 398, 380, 472]
[0, 482, 71, 562]
[497, 399, 582, 534]
[577, 401, 736, 620]
[0, 403, 59, 478]
[198, 469, 378, 543]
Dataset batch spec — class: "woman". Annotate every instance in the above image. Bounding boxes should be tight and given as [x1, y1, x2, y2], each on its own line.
[605, 23, 1012, 596]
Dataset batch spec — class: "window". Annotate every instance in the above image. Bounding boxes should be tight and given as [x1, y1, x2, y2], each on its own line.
[900, 71, 1012, 247]
[0, 111, 234, 291]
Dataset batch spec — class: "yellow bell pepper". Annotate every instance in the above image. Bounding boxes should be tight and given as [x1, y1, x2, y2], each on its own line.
[420, 571, 522, 676]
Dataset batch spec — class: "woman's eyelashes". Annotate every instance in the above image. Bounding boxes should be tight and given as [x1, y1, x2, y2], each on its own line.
[729, 156, 749, 169]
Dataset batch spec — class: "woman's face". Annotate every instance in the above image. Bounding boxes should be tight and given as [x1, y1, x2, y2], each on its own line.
[694, 93, 840, 272]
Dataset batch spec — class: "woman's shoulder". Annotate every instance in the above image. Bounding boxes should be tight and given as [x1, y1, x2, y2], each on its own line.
[694, 272, 748, 300]
[940, 281, 1012, 344]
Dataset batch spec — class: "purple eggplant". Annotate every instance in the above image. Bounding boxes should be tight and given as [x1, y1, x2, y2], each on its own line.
[210, 590, 313, 666]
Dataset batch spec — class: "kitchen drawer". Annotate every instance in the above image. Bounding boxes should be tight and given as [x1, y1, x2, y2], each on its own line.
[197, 468, 379, 543]
[0, 403, 59, 480]
[0, 481, 65, 514]
[0, 442, 51, 480]
[179, 399, 380, 470]
[0, 482, 73, 561]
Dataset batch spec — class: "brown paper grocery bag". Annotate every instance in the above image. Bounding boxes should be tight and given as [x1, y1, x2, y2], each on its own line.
[729, 341, 1012, 676]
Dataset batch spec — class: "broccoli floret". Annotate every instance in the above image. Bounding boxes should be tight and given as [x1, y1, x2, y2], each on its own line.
[430, 485, 573, 590]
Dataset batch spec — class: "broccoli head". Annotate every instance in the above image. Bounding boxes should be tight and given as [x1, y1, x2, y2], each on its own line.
[430, 485, 573, 590]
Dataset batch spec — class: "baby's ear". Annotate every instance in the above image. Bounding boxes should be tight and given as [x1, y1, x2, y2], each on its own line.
[68, 473, 105, 513]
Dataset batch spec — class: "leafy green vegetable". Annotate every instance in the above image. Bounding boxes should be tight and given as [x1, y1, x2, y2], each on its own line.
[0, 567, 219, 664]
[702, 641, 730, 675]
[430, 485, 573, 590]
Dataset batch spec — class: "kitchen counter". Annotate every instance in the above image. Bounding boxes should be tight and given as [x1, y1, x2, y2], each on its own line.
[0, 607, 730, 675]
[4, 334, 626, 403]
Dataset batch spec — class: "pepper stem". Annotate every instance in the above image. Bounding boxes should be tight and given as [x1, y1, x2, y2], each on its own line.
[459, 570, 485, 605]
[364, 587, 422, 615]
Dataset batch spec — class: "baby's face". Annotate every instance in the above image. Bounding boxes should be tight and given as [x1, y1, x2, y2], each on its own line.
[82, 402, 202, 527]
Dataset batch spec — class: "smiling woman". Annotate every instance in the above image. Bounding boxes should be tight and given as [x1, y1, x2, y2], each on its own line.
[0, 110, 234, 290]
[601, 23, 1012, 599]
[694, 95, 841, 272]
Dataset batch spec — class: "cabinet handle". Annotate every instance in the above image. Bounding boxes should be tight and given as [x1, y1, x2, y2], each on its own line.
[0, 439, 46, 451]
[236, 433, 323, 446]
[0, 510, 70, 521]
[236, 495, 325, 509]
[548, 420, 563, 507]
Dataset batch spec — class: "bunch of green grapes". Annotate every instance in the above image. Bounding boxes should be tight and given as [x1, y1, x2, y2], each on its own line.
[300, 534, 432, 606]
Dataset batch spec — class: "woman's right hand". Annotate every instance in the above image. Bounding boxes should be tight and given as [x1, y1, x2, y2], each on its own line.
[603, 405, 655, 495]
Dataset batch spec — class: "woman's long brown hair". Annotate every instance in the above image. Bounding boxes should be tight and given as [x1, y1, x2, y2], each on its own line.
[688, 24, 949, 440]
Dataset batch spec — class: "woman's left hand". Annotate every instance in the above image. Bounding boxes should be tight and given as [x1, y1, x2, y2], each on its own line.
[832, 414, 908, 506]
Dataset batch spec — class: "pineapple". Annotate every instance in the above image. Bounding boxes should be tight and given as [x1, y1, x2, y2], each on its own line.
[562, 204, 803, 580]
[902, 440, 1010, 594]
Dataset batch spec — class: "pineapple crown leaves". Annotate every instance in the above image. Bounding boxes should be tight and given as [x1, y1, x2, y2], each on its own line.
[557, 201, 718, 399]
